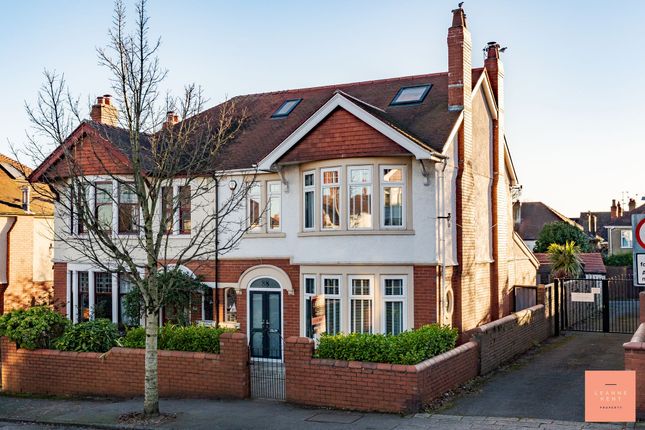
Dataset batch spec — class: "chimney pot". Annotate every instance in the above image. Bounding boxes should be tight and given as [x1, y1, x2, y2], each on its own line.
[90, 94, 119, 127]
[629, 198, 636, 212]
[164, 111, 180, 128]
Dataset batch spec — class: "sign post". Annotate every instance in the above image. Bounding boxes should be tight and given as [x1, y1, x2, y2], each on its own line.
[632, 214, 645, 287]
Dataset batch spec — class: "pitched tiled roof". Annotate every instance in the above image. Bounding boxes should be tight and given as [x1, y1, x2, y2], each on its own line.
[534, 252, 606, 275]
[0, 154, 53, 216]
[607, 203, 645, 227]
[192, 69, 485, 170]
[516, 201, 582, 241]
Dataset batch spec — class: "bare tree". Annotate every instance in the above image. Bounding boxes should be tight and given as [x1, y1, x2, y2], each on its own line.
[14, 0, 256, 417]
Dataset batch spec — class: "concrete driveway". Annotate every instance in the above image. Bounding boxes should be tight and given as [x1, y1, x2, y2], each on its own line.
[441, 331, 631, 422]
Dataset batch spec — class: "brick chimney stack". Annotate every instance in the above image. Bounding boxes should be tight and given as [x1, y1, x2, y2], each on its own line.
[90, 95, 118, 127]
[629, 198, 636, 212]
[617, 202, 623, 218]
[610, 199, 618, 220]
[447, 6, 472, 111]
[163, 111, 180, 128]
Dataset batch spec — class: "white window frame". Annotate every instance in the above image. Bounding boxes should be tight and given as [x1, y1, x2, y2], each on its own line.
[348, 275, 374, 334]
[380, 165, 406, 229]
[303, 274, 317, 338]
[320, 167, 341, 230]
[303, 171, 316, 231]
[621, 230, 633, 248]
[267, 181, 282, 232]
[321, 275, 342, 335]
[247, 182, 263, 232]
[381, 276, 407, 335]
[347, 165, 373, 230]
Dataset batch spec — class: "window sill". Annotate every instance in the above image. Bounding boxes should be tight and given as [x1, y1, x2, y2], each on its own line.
[298, 229, 414, 237]
[243, 232, 287, 239]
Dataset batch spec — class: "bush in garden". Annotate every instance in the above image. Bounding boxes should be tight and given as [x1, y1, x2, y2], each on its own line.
[0, 306, 69, 350]
[316, 324, 458, 365]
[54, 319, 120, 353]
[120, 324, 233, 354]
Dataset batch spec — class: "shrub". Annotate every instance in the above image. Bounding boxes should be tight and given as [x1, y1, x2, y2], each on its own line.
[120, 324, 233, 354]
[534, 222, 593, 253]
[0, 306, 69, 350]
[316, 324, 458, 365]
[604, 252, 632, 267]
[54, 319, 120, 353]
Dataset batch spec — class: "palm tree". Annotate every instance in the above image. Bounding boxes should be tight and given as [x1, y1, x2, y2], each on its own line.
[548, 241, 583, 279]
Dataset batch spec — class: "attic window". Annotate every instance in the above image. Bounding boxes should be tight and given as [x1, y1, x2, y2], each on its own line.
[271, 99, 301, 118]
[390, 84, 432, 106]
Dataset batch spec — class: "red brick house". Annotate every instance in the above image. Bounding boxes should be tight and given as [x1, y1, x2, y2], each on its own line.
[31, 7, 537, 359]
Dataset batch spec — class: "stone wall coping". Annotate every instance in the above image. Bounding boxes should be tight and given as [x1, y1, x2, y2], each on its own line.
[624, 323, 645, 350]
[472, 305, 544, 335]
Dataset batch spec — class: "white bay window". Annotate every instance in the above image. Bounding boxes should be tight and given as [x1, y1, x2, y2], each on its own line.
[381, 166, 405, 228]
[267, 181, 281, 231]
[323, 276, 341, 335]
[303, 171, 315, 230]
[321, 168, 340, 229]
[348, 166, 372, 229]
[350, 276, 373, 334]
[383, 276, 406, 335]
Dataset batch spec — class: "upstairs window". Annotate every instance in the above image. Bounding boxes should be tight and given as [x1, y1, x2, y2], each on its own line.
[247, 183, 262, 231]
[321, 168, 340, 230]
[381, 166, 405, 228]
[390, 84, 431, 106]
[621, 230, 633, 248]
[348, 166, 372, 229]
[118, 183, 138, 234]
[21, 186, 30, 212]
[178, 186, 191, 234]
[271, 99, 302, 118]
[303, 172, 315, 231]
[161, 186, 174, 234]
[95, 182, 113, 232]
[267, 181, 281, 231]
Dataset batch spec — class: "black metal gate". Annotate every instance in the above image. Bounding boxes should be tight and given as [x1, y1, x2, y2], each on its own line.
[555, 275, 639, 334]
[249, 346, 285, 400]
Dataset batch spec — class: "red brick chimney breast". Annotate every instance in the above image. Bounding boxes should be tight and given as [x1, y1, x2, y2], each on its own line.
[90, 94, 118, 127]
[447, 7, 472, 111]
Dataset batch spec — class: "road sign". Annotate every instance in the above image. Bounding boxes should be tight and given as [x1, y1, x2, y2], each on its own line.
[633, 214, 645, 287]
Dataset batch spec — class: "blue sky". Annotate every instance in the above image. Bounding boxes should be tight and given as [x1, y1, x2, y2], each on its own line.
[1, 1, 643, 216]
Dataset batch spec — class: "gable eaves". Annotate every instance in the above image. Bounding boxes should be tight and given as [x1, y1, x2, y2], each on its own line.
[471, 69, 498, 121]
[257, 92, 441, 171]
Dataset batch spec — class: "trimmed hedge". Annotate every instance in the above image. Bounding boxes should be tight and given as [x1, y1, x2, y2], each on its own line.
[120, 324, 233, 354]
[316, 324, 458, 365]
[0, 306, 69, 350]
[604, 252, 632, 267]
[55, 319, 120, 353]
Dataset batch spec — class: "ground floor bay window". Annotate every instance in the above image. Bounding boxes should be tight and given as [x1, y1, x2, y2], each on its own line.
[66, 265, 215, 327]
[301, 269, 411, 338]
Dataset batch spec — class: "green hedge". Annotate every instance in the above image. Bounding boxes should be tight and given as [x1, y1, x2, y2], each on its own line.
[604, 252, 632, 267]
[54, 319, 120, 353]
[316, 324, 458, 365]
[0, 306, 69, 350]
[120, 324, 233, 354]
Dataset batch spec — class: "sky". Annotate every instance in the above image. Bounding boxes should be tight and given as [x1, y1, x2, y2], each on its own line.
[1, 1, 643, 217]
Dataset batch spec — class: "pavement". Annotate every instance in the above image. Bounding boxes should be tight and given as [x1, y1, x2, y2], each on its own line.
[0, 332, 638, 430]
[441, 332, 631, 422]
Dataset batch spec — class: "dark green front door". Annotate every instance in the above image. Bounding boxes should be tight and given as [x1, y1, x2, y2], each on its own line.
[249, 290, 282, 359]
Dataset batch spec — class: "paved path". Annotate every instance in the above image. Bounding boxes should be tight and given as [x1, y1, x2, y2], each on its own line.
[441, 332, 631, 422]
[0, 397, 638, 429]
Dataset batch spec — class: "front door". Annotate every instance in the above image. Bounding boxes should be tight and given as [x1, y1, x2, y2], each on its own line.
[249, 290, 282, 359]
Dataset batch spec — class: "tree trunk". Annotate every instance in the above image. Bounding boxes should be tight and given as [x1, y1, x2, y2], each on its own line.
[143, 310, 160, 417]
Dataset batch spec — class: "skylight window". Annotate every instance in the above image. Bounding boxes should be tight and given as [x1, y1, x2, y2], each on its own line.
[271, 99, 302, 118]
[390, 84, 432, 106]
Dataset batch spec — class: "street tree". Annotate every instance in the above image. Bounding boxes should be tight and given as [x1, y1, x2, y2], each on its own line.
[14, 0, 254, 417]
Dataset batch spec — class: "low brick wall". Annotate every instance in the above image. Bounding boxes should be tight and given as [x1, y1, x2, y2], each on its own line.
[1, 333, 249, 399]
[284, 337, 479, 413]
[624, 323, 645, 419]
[471, 304, 549, 375]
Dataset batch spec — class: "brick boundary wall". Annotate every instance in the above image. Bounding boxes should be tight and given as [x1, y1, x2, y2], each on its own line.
[471, 304, 549, 375]
[1, 333, 249, 399]
[623, 292, 645, 419]
[284, 337, 479, 413]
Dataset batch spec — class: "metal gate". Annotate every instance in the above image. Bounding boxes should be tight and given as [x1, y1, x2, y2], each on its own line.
[556, 275, 639, 334]
[249, 347, 285, 400]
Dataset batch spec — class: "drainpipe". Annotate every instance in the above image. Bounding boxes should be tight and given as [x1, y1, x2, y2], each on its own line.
[437, 158, 450, 326]
[214, 177, 219, 324]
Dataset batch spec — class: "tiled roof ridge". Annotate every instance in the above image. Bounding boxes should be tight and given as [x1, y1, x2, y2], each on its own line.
[232, 69, 484, 99]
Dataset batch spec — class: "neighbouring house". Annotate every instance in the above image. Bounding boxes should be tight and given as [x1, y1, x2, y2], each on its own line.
[0, 154, 54, 313]
[514, 201, 591, 251]
[605, 198, 645, 256]
[30, 6, 537, 359]
[533, 252, 606, 284]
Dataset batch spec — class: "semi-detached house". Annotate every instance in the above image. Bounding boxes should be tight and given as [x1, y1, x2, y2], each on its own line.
[30, 7, 537, 360]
